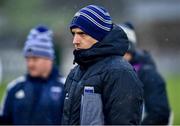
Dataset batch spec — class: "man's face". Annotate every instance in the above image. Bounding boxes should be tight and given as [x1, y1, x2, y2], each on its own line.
[26, 56, 53, 78]
[71, 28, 98, 50]
[123, 52, 132, 62]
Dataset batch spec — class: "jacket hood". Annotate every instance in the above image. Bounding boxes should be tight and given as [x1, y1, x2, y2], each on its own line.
[73, 25, 129, 67]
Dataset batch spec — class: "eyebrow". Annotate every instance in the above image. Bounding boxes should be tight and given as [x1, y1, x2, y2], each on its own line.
[72, 31, 86, 35]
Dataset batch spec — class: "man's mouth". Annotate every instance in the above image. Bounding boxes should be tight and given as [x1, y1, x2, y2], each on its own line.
[75, 47, 81, 50]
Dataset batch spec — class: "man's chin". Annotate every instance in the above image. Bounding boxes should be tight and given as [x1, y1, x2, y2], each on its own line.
[29, 72, 41, 77]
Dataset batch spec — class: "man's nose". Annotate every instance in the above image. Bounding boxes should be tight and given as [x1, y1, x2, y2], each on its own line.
[27, 59, 33, 67]
[73, 34, 80, 45]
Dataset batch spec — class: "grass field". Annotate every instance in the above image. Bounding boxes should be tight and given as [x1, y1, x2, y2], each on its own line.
[166, 74, 180, 125]
[0, 75, 180, 124]
[0, 82, 6, 102]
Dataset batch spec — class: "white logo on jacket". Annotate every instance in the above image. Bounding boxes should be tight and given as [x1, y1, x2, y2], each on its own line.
[50, 86, 62, 100]
[15, 90, 25, 99]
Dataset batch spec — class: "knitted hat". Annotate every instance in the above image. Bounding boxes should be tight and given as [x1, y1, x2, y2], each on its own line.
[70, 5, 113, 42]
[118, 22, 137, 53]
[23, 25, 54, 60]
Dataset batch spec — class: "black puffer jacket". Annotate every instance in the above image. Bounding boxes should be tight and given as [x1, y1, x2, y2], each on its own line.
[130, 50, 170, 125]
[62, 25, 143, 125]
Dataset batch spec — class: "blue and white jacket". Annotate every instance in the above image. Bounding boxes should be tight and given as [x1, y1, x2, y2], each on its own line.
[0, 66, 65, 125]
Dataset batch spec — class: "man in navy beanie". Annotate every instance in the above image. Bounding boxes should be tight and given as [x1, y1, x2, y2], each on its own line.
[62, 5, 143, 125]
[120, 22, 171, 125]
[0, 25, 65, 125]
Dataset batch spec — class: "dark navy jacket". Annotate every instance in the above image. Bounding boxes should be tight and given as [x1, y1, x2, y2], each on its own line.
[62, 25, 143, 125]
[130, 50, 170, 125]
[0, 67, 65, 125]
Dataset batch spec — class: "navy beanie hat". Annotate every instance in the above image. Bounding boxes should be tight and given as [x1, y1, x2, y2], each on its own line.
[70, 5, 113, 42]
[23, 25, 55, 60]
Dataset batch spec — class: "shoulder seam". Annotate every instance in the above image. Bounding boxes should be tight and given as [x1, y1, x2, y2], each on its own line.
[58, 77, 66, 85]
[7, 76, 26, 91]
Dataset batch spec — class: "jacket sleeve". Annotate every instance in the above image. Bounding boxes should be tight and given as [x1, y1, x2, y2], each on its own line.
[103, 69, 143, 125]
[140, 66, 170, 125]
[0, 86, 13, 124]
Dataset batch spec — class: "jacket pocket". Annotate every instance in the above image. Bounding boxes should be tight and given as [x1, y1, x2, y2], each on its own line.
[80, 93, 104, 125]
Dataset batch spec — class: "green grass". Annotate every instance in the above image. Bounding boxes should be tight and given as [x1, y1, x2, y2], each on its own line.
[166, 74, 180, 125]
[0, 75, 180, 124]
[0, 82, 7, 102]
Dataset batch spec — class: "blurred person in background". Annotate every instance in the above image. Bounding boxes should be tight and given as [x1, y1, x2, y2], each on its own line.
[120, 22, 171, 125]
[62, 5, 143, 125]
[0, 26, 65, 125]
